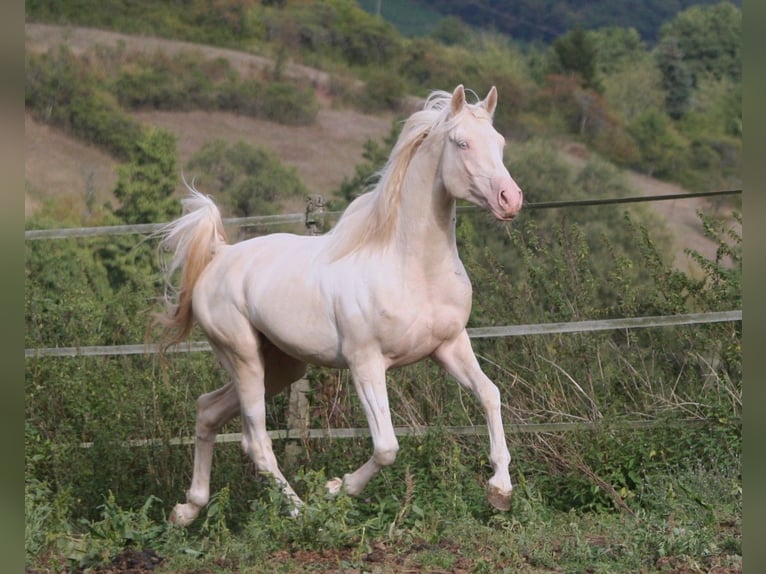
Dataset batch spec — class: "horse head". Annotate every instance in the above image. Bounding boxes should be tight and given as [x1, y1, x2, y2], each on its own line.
[440, 85, 523, 221]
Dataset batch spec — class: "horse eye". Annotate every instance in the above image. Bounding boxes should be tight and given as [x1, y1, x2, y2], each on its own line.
[457, 140, 469, 150]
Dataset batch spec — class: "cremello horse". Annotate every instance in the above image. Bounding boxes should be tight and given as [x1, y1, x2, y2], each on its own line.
[156, 85, 523, 525]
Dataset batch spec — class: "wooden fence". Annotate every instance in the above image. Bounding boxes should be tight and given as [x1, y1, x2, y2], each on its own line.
[24, 190, 743, 447]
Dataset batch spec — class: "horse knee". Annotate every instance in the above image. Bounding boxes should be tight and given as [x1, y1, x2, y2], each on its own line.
[373, 442, 399, 467]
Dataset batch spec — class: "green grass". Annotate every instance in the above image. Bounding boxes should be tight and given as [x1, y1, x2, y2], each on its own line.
[25, 435, 741, 573]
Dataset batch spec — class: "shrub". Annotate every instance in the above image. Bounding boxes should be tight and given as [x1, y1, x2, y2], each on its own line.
[185, 139, 309, 218]
[25, 46, 145, 159]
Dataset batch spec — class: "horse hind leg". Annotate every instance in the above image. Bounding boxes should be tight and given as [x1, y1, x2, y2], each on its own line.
[170, 339, 306, 526]
[206, 327, 305, 513]
[170, 381, 240, 526]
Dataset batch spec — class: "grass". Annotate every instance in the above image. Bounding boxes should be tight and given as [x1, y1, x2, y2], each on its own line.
[25, 433, 741, 574]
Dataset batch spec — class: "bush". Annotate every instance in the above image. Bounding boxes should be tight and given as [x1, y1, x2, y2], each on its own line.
[185, 139, 309, 219]
[25, 46, 145, 160]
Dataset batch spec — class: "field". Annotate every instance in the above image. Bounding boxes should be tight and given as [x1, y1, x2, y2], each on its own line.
[25, 13, 741, 574]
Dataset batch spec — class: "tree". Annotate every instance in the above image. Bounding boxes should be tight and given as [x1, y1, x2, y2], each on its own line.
[588, 26, 645, 76]
[655, 36, 694, 120]
[430, 16, 470, 46]
[602, 58, 665, 124]
[336, 121, 401, 205]
[628, 108, 689, 178]
[658, 1, 741, 84]
[551, 26, 601, 92]
[655, 2, 741, 119]
[112, 128, 180, 224]
[99, 128, 181, 290]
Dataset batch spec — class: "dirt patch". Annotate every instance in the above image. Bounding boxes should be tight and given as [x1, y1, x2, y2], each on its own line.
[132, 107, 394, 199]
[25, 112, 118, 218]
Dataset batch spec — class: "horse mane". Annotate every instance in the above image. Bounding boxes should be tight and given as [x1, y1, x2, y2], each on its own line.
[327, 90, 471, 260]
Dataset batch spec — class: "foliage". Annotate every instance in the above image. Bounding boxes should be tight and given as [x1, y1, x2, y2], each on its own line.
[111, 47, 319, 125]
[25, 2, 741, 571]
[589, 26, 646, 76]
[25, 197, 741, 574]
[257, 0, 403, 68]
[336, 119, 403, 205]
[655, 35, 695, 120]
[25, 0, 741, 191]
[24, 439, 741, 573]
[656, 1, 741, 121]
[111, 129, 180, 224]
[627, 108, 689, 178]
[601, 57, 664, 124]
[357, 0, 444, 37]
[658, 1, 741, 85]
[551, 26, 601, 92]
[26, 42, 318, 159]
[185, 139, 309, 218]
[26, 0, 261, 46]
[25, 45, 145, 160]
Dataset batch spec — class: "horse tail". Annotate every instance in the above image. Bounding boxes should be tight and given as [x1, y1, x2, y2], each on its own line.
[153, 184, 229, 356]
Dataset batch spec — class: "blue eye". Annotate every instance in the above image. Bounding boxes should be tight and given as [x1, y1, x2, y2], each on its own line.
[457, 140, 469, 150]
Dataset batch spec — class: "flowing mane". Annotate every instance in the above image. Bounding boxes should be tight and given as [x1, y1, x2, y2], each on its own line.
[327, 90, 472, 259]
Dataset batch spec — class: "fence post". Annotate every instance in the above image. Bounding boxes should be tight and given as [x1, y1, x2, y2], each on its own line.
[284, 194, 325, 465]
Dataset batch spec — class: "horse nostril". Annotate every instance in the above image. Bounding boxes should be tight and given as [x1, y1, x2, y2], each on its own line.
[499, 187, 522, 212]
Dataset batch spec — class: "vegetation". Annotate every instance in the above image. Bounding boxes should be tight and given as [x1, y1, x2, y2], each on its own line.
[24, 42, 318, 156]
[24, 1, 741, 572]
[25, 132, 741, 571]
[26, 0, 742, 193]
[410, 0, 740, 43]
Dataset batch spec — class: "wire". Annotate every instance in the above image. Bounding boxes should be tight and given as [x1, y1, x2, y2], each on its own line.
[522, 189, 741, 210]
[25, 189, 742, 240]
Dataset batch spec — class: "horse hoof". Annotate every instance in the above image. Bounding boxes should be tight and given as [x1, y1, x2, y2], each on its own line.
[326, 477, 343, 495]
[169, 503, 199, 527]
[487, 484, 512, 511]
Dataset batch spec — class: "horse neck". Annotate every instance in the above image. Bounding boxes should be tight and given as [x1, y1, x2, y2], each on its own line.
[394, 140, 458, 268]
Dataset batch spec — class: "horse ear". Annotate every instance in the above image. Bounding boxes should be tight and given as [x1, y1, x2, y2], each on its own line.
[482, 86, 498, 117]
[450, 84, 466, 115]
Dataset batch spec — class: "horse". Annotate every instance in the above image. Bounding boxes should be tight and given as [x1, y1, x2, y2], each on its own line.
[155, 84, 523, 526]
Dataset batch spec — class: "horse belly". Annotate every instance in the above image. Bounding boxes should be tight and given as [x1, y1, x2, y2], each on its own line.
[247, 276, 346, 368]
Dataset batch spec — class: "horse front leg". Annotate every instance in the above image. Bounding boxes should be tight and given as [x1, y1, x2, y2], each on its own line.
[327, 354, 399, 497]
[432, 330, 513, 511]
[170, 382, 240, 526]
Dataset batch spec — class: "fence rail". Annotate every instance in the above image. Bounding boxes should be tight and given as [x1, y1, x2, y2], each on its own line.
[24, 310, 741, 359]
[78, 418, 713, 449]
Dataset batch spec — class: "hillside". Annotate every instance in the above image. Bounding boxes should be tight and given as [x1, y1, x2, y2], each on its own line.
[369, 0, 742, 42]
[24, 23, 394, 217]
[24, 22, 738, 273]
